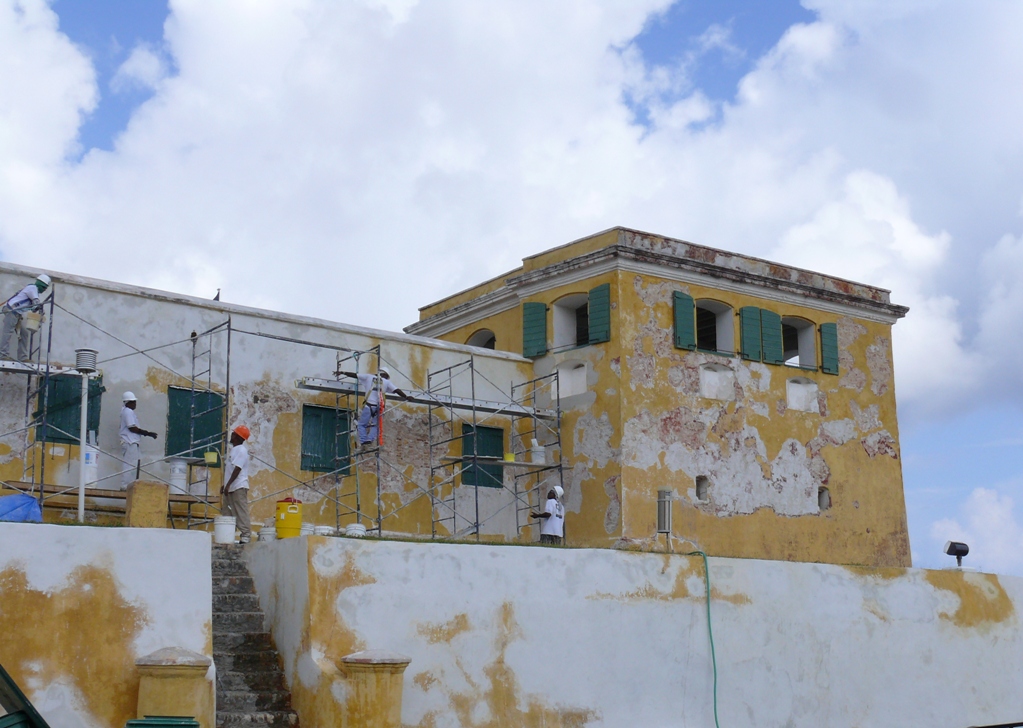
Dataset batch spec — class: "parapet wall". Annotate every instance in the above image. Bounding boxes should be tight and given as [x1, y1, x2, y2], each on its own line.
[247, 536, 1023, 728]
[0, 523, 213, 728]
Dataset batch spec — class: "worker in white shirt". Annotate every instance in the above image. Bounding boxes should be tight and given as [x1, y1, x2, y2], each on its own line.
[0, 274, 51, 362]
[531, 486, 565, 544]
[120, 392, 158, 488]
[221, 425, 251, 543]
[337, 367, 408, 449]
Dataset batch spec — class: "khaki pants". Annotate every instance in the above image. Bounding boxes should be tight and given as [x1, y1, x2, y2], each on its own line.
[222, 488, 251, 541]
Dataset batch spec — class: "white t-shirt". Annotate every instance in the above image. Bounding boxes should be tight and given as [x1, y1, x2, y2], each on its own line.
[227, 443, 250, 492]
[539, 497, 565, 537]
[120, 406, 141, 445]
[6, 284, 40, 312]
[356, 373, 399, 406]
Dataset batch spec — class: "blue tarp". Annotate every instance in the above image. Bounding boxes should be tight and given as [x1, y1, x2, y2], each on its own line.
[0, 493, 42, 523]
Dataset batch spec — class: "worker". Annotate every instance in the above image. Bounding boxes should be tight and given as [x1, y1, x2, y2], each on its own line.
[530, 486, 565, 545]
[221, 425, 252, 543]
[338, 367, 408, 449]
[120, 392, 158, 488]
[0, 273, 51, 362]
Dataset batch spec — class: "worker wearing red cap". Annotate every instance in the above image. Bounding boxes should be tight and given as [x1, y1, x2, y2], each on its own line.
[222, 425, 252, 543]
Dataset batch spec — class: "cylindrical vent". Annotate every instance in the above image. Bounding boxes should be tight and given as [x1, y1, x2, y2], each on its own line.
[656, 489, 672, 534]
[75, 348, 98, 373]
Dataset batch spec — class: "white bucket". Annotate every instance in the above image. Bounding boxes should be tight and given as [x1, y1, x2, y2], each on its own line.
[345, 523, 367, 538]
[23, 312, 42, 332]
[258, 528, 276, 542]
[169, 457, 189, 495]
[530, 446, 546, 465]
[300, 523, 314, 536]
[84, 443, 99, 486]
[214, 516, 236, 544]
[313, 526, 335, 536]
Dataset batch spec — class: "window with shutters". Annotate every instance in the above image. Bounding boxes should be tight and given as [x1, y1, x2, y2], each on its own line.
[551, 284, 611, 351]
[695, 300, 735, 355]
[166, 386, 225, 462]
[461, 424, 504, 488]
[466, 329, 497, 349]
[301, 404, 351, 473]
[35, 374, 104, 445]
[782, 317, 817, 368]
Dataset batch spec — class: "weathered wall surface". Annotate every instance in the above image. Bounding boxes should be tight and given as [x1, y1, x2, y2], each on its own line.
[247, 536, 1023, 728]
[617, 272, 910, 566]
[0, 522, 212, 728]
[0, 263, 533, 539]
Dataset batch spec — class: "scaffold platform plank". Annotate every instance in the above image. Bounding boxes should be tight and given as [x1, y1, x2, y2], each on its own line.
[296, 377, 556, 419]
[0, 360, 77, 375]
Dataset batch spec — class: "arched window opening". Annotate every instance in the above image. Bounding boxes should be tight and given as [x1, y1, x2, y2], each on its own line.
[695, 475, 710, 502]
[553, 293, 589, 349]
[782, 317, 816, 368]
[818, 487, 831, 512]
[695, 300, 734, 355]
[466, 329, 496, 349]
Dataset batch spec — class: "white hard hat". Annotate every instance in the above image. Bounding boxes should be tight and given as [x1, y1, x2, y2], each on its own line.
[554, 486, 564, 499]
[378, 367, 390, 377]
[36, 274, 51, 288]
[122, 391, 137, 402]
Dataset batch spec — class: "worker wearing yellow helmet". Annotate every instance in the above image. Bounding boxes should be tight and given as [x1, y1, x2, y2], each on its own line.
[0, 273, 51, 362]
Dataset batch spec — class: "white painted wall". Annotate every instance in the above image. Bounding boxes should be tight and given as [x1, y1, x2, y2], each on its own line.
[0, 522, 212, 727]
[248, 536, 1023, 728]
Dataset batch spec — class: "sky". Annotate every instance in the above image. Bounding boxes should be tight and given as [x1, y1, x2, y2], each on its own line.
[2, 0, 1022, 574]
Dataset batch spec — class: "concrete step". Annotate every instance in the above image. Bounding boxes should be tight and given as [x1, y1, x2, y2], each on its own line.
[213, 632, 274, 654]
[217, 670, 288, 693]
[218, 690, 293, 713]
[212, 559, 251, 576]
[213, 612, 264, 634]
[213, 575, 256, 595]
[217, 711, 299, 728]
[214, 593, 261, 613]
[215, 650, 283, 673]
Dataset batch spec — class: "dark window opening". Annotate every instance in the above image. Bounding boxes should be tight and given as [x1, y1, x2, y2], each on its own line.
[574, 305, 589, 347]
[782, 323, 800, 361]
[696, 308, 717, 351]
[696, 475, 710, 501]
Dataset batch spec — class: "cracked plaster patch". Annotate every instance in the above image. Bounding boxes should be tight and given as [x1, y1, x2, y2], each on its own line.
[862, 430, 898, 459]
[866, 336, 893, 396]
[574, 412, 619, 468]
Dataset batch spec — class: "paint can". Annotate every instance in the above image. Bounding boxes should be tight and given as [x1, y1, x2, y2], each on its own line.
[213, 516, 236, 544]
[275, 497, 302, 538]
[22, 312, 42, 332]
[169, 457, 189, 495]
[345, 523, 367, 538]
[258, 528, 276, 542]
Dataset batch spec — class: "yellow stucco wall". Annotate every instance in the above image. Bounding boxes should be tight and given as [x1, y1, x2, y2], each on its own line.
[423, 263, 909, 566]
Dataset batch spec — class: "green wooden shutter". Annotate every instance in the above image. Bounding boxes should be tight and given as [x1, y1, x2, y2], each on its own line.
[301, 405, 350, 473]
[587, 283, 611, 344]
[166, 387, 225, 462]
[760, 309, 784, 365]
[820, 322, 839, 374]
[739, 307, 762, 361]
[673, 291, 696, 350]
[461, 424, 504, 488]
[35, 375, 104, 444]
[522, 302, 548, 358]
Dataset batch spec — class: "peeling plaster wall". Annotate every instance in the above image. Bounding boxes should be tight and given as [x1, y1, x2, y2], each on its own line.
[617, 273, 909, 566]
[247, 537, 1023, 728]
[0, 522, 212, 728]
[0, 265, 533, 539]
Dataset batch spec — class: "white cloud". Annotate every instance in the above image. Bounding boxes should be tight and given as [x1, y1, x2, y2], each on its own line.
[0, 0, 1021, 428]
[111, 43, 169, 93]
[929, 486, 1023, 575]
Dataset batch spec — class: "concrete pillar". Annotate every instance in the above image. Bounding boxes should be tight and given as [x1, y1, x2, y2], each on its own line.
[135, 647, 214, 728]
[340, 650, 411, 728]
[126, 480, 169, 528]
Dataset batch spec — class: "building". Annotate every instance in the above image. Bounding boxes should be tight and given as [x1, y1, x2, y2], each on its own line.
[2, 227, 909, 566]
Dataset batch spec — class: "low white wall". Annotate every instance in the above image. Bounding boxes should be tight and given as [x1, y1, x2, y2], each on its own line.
[0, 523, 212, 728]
[248, 536, 1023, 728]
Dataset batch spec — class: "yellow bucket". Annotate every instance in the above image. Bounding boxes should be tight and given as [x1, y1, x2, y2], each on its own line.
[276, 498, 303, 538]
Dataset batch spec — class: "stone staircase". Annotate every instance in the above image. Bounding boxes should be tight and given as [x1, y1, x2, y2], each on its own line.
[212, 544, 299, 728]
